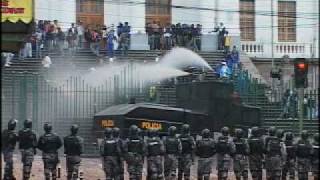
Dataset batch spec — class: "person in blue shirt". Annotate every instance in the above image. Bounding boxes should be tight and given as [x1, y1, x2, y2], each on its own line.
[225, 53, 233, 71]
[219, 61, 232, 78]
[106, 29, 117, 58]
[231, 46, 239, 69]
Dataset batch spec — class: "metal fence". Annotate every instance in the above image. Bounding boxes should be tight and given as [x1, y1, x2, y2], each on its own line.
[233, 68, 319, 121]
[1, 63, 159, 150]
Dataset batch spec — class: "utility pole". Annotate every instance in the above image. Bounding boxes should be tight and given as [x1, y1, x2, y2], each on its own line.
[271, 0, 274, 68]
[271, 0, 275, 91]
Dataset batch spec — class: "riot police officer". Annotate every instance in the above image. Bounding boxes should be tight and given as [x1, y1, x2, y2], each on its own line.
[195, 128, 215, 180]
[1, 119, 18, 180]
[63, 124, 84, 180]
[123, 125, 146, 180]
[247, 127, 264, 180]
[37, 123, 63, 180]
[100, 127, 121, 180]
[295, 130, 313, 180]
[311, 133, 319, 180]
[232, 128, 249, 180]
[18, 119, 37, 180]
[164, 126, 182, 180]
[146, 129, 165, 180]
[178, 124, 195, 180]
[216, 126, 235, 180]
[282, 132, 296, 180]
[113, 127, 124, 180]
[265, 128, 286, 180]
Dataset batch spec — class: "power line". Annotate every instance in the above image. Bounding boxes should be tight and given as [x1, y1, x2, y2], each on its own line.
[33, 16, 317, 30]
[38, 0, 319, 20]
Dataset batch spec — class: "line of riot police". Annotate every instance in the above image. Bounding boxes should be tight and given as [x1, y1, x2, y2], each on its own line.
[2, 119, 319, 180]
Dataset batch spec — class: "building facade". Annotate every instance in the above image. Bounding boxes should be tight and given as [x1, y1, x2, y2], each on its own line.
[35, 0, 319, 58]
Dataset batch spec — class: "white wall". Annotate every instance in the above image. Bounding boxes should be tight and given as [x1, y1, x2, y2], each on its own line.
[35, 0, 76, 30]
[242, 0, 319, 58]
[172, 0, 201, 25]
[104, 0, 145, 33]
[172, 0, 239, 34]
[216, 0, 240, 36]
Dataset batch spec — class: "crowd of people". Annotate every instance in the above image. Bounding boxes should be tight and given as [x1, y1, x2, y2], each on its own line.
[15, 20, 232, 61]
[17, 20, 131, 60]
[214, 45, 240, 79]
[146, 22, 202, 51]
[281, 89, 318, 119]
[2, 119, 319, 180]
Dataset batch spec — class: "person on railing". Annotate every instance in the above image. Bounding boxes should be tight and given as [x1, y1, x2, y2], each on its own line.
[163, 24, 172, 50]
[218, 22, 226, 50]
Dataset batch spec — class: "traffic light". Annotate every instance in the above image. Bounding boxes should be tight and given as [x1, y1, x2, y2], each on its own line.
[294, 58, 308, 88]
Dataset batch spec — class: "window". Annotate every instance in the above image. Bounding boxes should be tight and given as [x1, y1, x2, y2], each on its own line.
[146, 0, 171, 26]
[278, 1, 296, 42]
[77, 0, 103, 14]
[146, 0, 171, 15]
[240, 0, 255, 41]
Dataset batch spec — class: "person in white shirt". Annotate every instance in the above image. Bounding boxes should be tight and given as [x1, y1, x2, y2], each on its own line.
[42, 55, 52, 68]
[76, 21, 84, 49]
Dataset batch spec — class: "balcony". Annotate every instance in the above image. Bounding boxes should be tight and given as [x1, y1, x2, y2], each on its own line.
[241, 41, 315, 58]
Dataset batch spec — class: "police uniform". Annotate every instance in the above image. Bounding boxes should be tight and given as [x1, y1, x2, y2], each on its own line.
[38, 131, 63, 180]
[265, 135, 286, 180]
[295, 136, 313, 180]
[195, 129, 215, 180]
[178, 134, 195, 180]
[146, 133, 165, 180]
[1, 120, 18, 180]
[216, 134, 235, 180]
[18, 127, 37, 180]
[164, 132, 182, 180]
[100, 134, 122, 180]
[233, 134, 249, 180]
[64, 133, 83, 179]
[247, 128, 264, 180]
[123, 134, 146, 180]
[113, 127, 124, 180]
[311, 133, 319, 180]
[282, 133, 296, 180]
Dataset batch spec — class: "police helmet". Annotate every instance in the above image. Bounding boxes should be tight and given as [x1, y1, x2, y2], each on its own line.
[201, 128, 210, 138]
[221, 126, 229, 136]
[301, 130, 309, 140]
[313, 133, 319, 143]
[113, 127, 120, 137]
[251, 126, 260, 137]
[268, 126, 277, 136]
[181, 124, 190, 134]
[285, 132, 294, 141]
[104, 127, 113, 137]
[235, 128, 244, 138]
[276, 129, 284, 139]
[129, 125, 139, 136]
[70, 124, 79, 134]
[43, 123, 52, 132]
[8, 119, 17, 130]
[168, 126, 177, 136]
[24, 119, 32, 129]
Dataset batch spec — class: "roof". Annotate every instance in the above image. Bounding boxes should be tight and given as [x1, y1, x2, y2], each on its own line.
[94, 103, 199, 117]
